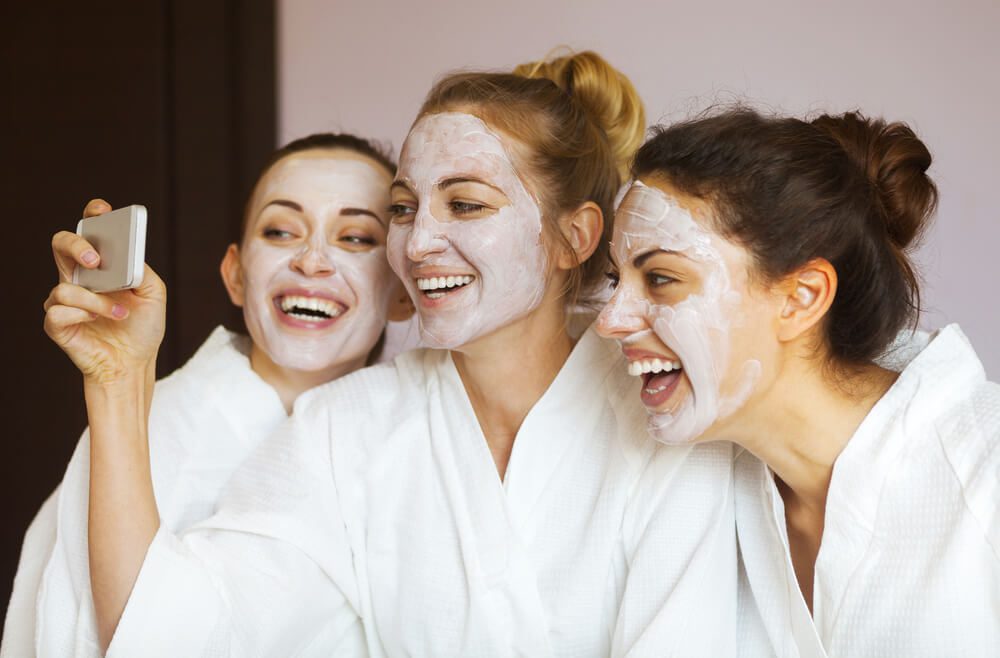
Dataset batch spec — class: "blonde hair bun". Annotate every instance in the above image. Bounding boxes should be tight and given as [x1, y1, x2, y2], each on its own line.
[514, 50, 646, 181]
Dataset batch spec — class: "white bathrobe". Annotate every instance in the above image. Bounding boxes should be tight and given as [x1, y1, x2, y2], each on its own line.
[0, 327, 288, 658]
[736, 324, 1000, 657]
[105, 324, 739, 657]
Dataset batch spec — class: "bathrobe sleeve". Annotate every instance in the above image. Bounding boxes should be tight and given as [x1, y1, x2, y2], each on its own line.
[0, 490, 59, 658]
[27, 328, 292, 658]
[612, 441, 738, 657]
[104, 389, 369, 658]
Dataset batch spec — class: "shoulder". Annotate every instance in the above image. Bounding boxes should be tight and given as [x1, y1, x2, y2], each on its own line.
[149, 326, 249, 402]
[292, 347, 443, 427]
[935, 378, 1000, 555]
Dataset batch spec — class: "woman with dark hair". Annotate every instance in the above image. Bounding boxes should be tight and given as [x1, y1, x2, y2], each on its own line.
[598, 109, 999, 656]
[4, 134, 410, 657]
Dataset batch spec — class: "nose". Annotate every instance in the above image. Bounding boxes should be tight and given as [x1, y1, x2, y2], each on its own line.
[596, 286, 648, 339]
[405, 209, 449, 262]
[290, 241, 335, 277]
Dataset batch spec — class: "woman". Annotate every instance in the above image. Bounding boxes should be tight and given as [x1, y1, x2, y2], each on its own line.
[4, 133, 410, 657]
[50, 52, 739, 656]
[597, 109, 999, 656]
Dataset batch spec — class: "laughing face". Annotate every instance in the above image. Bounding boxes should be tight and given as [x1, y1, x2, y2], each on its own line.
[386, 112, 549, 349]
[227, 149, 396, 374]
[597, 178, 766, 444]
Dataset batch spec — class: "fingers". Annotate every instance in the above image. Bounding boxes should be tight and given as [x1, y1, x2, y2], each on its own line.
[44, 282, 128, 320]
[43, 304, 98, 341]
[52, 231, 100, 282]
[83, 198, 112, 219]
[129, 264, 167, 302]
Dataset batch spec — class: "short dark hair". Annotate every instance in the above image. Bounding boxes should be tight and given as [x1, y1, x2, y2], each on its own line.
[633, 108, 938, 367]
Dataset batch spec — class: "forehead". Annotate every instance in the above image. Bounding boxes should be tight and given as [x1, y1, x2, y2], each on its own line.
[254, 151, 390, 205]
[399, 112, 516, 177]
[614, 180, 715, 255]
[262, 150, 389, 187]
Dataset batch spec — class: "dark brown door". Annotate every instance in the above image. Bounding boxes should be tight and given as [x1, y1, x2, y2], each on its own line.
[0, 0, 276, 625]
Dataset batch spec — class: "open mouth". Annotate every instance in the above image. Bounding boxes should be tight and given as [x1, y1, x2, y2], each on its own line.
[416, 275, 475, 300]
[628, 357, 684, 407]
[276, 294, 345, 323]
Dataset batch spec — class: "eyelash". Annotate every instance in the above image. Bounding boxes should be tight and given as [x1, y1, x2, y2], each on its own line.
[449, 200, 486, 215]
[263, 228, 295, 239]
[647, 272, 675, 287]
[388, 204, 415, 223]
[340, 235, 376, 246]
[604, 271, 676, 289]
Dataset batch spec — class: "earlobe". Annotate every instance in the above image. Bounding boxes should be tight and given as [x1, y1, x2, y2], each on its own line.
[387, 276, 415, 322]
[219, 244, 246, 307]
[556, 202, 604, 270]
[776, 259, 837, 342]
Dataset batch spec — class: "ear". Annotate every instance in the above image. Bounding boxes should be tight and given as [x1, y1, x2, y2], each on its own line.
[219, 243, 246, 307]
[776, 258, 837, 343]
[555, 202, 603, 271]
[386, 276, 415, 322]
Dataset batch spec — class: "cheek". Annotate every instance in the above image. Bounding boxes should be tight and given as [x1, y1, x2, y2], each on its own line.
[386, 227, 411, 278]
[240, 243, 289, 292]
[345, 253, 395, 307]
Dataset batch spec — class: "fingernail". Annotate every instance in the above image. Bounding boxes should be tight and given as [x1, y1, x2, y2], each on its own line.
[82, 251, 99, 265]
[112, 304, 128, 319]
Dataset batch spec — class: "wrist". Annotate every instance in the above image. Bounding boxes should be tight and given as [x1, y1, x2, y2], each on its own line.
[83, 366, 152, 404]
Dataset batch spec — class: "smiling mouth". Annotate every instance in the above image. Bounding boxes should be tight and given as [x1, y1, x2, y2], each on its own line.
[277, 294, 344, 322]
[416, 275, 475, 300]
[627, 357, 684, 403]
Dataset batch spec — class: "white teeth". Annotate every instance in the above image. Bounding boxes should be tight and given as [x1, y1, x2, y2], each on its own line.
[416, 275, 474, 291]
[279, 295, 342, 321]
[626, 357, 683, 377]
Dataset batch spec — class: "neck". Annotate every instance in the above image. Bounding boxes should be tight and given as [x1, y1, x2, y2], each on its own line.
[249, 344, 365, 414]
[727, 359, 898, 513]
[452, 301, 575, 479]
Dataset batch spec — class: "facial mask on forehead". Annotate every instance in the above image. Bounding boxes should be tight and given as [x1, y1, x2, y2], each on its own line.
[601, 181, 760, 444]
[387, 112, 548, 349]
[241, 157, 395, 372]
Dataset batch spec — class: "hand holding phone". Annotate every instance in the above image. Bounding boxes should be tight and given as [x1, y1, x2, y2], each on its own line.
[73, 204, 147, 292]
[45, 199, 166, 387]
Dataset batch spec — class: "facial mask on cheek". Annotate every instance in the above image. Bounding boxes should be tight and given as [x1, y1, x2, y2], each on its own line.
[241, 158, 396, 372]
[388, 112, 548, 349]
[607, 181, 761, 444]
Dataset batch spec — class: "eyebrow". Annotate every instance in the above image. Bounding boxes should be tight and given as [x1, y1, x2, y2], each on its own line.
[262, 199, 302, 213]
[437, 176, 504, 195]
[341, 207, 386, 227]
[261, 199, 385, 227]
[634, 248, 688, 268]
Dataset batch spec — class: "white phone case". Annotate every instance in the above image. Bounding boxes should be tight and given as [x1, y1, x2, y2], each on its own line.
[73, 205, 147, 292]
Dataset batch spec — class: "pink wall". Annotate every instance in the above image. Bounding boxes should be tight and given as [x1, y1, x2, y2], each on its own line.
[278, 0, 1000, 376]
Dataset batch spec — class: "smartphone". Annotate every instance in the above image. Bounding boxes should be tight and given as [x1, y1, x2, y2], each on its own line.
[73, 205, 147, 293]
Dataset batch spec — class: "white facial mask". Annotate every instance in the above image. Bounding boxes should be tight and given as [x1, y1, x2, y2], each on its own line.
[387, 112, 548, 349]
[240, 154, 396, 372]
[599, 181, 761, 444]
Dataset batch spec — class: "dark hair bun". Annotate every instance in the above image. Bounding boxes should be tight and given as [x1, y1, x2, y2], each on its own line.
[811, 112, 938, 251]
[633, 108, 940, 367]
